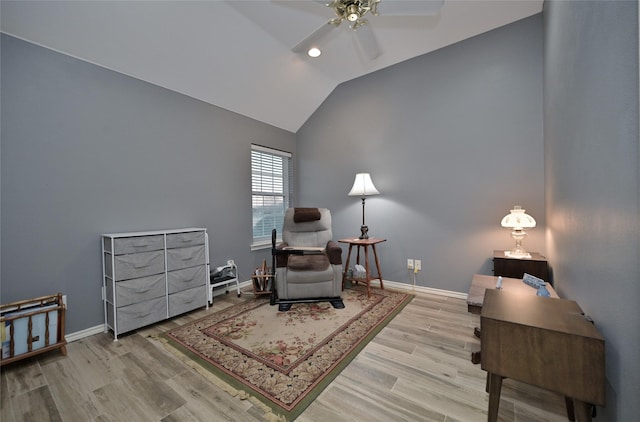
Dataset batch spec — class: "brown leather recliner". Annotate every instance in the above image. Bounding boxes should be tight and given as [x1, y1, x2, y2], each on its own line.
[271, 208, 344, 312]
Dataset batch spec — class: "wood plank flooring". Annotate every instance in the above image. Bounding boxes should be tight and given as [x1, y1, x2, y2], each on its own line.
[1, 289, 569, 421]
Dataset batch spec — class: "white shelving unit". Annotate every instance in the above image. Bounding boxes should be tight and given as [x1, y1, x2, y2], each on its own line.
[102, 228, 209, 340]
[209, 260, 241, 305]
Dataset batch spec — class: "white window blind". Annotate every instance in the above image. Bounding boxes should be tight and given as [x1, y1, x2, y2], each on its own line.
[251, 145, 293, 248]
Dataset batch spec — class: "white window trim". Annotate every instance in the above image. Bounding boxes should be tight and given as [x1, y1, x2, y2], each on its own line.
[251, 144, 292, 159]
[250, 144, 292, 250]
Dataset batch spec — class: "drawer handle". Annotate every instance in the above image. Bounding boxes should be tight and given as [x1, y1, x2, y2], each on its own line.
[132, 244, 151, 248]
[181, 257, 194, 261]
[133, 287, 152, 293]
[179, 278, 195, 283]
[134, 264, 151, 269]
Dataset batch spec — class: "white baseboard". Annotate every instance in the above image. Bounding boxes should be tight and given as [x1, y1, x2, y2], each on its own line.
[371, 279, 468, 300]
[66, 279, 465, 342]
[65, 324, 105, 343]
[239, 279, 466, 299]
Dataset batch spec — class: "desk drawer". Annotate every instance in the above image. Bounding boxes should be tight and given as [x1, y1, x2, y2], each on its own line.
[166, 245, 205, 271]
[166, 231, 205, 249]
[104, 235, 165, 255]
[107, 273, 166, 307]
[108, 296, 167, 334]
[168, 265, 206, 294]
[105, 250, 165, 281]
[168, 286, 205, 317]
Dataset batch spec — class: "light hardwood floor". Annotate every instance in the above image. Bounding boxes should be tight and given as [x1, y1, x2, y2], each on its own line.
[1, 289, 569, 422]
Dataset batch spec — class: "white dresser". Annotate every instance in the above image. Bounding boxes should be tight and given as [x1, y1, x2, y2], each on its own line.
[102, 228, 209, 339]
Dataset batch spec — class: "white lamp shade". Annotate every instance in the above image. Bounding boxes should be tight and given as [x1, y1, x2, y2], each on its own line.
[501, 206, 536, 229]
[348, 173, 380, 197]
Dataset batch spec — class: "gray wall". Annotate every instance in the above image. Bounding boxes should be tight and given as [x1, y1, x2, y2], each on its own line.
[4, 4, 639, 419]
[544, 1, 639, 420]
[1, 34, 295, 333]
[296, 15, 544, 293]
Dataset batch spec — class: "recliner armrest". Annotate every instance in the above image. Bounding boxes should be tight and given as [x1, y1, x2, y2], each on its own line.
[326, 241, 342, 265]
[275, 242, 289, 268]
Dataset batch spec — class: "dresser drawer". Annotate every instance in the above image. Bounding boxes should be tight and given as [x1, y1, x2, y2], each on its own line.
[168, 286, 205, 317]
[106, 273, 166, 307]
[166, 231, 205, 249]
[107, 296, 167, 334]
[167, 265, 206, 294]
[166, 245, 206, 271]
[105, 250, 165, 281]
[104, 235, 165, 255]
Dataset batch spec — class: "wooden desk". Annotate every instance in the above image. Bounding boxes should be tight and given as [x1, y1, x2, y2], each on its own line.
[467, 274, 559, 364]
[339, 238, 386, 298]
[481, 289, 605, 422]
[467, 274, 558, 315]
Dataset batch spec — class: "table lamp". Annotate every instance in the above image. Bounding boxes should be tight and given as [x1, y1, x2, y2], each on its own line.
[501, 205, 536, 258]
[348, 173, 379, 239]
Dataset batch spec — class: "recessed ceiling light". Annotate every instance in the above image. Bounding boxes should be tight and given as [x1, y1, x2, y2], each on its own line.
[308, 47, 321, 58]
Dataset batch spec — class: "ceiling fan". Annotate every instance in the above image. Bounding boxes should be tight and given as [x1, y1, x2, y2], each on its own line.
[292, 0, 444, 60]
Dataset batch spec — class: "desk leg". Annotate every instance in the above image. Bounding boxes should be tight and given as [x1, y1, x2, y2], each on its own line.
[372, 244, 384, 290]
[573, 399, 592, 422]
[487, 372, 503, 422]
[363, 245, 371, 298]
[343, 244, 354, 290]
[565, 397, 575, 421]
[354, 245, 363, 288]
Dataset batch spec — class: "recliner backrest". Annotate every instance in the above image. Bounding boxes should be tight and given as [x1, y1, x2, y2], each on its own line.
[282, 208, 333, 247]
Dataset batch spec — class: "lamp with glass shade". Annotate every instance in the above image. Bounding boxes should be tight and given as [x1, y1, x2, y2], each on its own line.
[501, 205, 536, 259]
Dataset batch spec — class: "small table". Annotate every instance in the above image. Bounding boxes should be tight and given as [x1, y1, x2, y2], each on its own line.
[493, 250, 550, 285]
[339, 238, 386, 298]
[481, 289, 605, 422]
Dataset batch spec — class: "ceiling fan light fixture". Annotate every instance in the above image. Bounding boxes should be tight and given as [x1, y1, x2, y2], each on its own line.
[307, 47, 322, 58]
[346, 4, 360, 22]
[296, 0, 444, 61]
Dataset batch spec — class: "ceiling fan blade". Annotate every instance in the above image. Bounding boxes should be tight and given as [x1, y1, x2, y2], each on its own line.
[354, 22, 381, 60]
[375, 0, 444, 16]
[292, 20, 339, 54]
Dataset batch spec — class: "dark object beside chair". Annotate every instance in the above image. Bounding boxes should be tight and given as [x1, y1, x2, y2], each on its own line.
[270, 208, 344, 312]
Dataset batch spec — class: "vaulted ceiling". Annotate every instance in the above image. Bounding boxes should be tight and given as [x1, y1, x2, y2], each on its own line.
[1, 0, 543, 132]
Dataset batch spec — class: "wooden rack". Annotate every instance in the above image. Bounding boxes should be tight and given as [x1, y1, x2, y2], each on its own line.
[251, 259, 273, 297]
[1, 293, 67, 366]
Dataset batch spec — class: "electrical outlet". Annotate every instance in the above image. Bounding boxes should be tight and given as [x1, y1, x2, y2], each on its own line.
[62, 294, 68, 308]
[415, 260, 422, 271]
[407, 259, 414, 270]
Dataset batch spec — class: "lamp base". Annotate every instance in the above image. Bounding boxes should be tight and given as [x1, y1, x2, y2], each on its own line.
[359, 225, 369, 239]
[506, 231, 531, 259]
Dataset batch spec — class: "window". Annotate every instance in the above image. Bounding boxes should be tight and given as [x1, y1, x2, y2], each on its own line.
[251, 145, 292, 249]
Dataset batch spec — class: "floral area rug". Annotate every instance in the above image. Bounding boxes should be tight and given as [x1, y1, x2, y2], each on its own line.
[163, 286, 413, 421]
